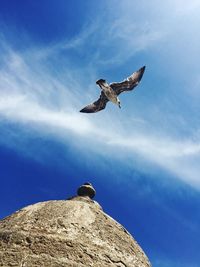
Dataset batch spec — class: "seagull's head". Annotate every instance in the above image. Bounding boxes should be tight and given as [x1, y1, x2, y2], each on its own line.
[96, 79, 106, 86]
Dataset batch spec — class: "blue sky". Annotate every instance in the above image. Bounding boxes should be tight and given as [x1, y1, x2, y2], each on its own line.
[0, 0, 200, 266]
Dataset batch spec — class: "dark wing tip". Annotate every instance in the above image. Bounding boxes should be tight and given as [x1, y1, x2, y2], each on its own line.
[79, 104, 100, 113]
[137, 65, 146, 82]
[79, 107, 92, 113]
[140, 65, 146, 74]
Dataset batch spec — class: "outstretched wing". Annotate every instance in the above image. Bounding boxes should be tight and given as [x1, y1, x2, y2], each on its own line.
[110, 66, 145, 95]
[80, 91, 109, 113]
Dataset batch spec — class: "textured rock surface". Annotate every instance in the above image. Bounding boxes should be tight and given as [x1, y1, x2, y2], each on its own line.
[0, 196, 151, 267]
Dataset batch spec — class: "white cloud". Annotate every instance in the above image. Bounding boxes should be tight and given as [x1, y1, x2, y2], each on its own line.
[0, 47, 200, 188]
[1, 0, 200, 189]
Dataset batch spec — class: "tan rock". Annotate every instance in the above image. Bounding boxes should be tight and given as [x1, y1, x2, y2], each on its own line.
[0, 194, 151, 267]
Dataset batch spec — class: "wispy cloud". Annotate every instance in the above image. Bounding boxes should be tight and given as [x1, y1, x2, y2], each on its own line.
[0, 0, 200, 189]
[0, 43, 200, 188]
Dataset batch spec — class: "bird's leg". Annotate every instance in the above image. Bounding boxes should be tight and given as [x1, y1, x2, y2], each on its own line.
[117, 98, 121, 108]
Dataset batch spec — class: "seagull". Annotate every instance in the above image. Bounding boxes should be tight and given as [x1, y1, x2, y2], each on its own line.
[80, 66, 145, 113]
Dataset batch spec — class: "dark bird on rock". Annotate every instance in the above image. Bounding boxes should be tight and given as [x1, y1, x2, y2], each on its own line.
[80, 66, 145, 113]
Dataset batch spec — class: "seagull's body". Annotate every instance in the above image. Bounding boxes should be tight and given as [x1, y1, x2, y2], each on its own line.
[96, 79, 120, 106]
[80, 66, 145, 113]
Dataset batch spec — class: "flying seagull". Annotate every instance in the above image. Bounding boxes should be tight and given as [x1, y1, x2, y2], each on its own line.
[80, 66, 145, 113]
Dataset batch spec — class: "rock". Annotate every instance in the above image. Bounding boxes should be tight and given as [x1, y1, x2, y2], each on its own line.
[0, 189, 151, 266]
[77, 182, 96, 199]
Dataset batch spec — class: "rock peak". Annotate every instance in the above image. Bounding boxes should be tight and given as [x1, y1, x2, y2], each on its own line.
[0, 183, 151, 267]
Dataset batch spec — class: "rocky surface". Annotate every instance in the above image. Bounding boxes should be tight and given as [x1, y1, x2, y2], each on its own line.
[0, 196, 151, 267]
